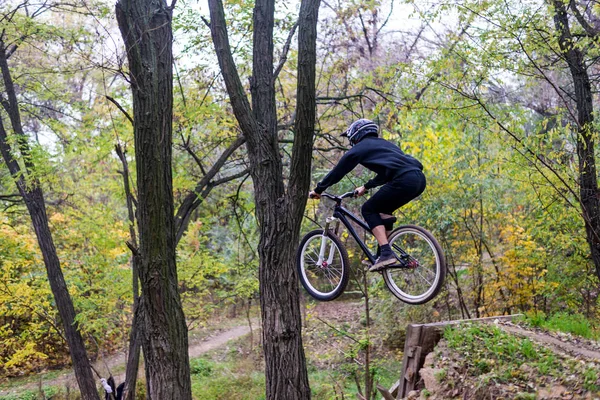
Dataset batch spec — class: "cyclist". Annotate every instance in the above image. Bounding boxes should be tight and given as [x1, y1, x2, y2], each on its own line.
[308, 118, 426, 272]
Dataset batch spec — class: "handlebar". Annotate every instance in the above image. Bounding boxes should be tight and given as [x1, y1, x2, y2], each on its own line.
[320, 191, 356, 202]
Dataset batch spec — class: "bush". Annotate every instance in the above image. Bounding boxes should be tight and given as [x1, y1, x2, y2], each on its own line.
[190, 358, 214, 376]
[545, 312, 597, 339]
[524, 311, 598, 339]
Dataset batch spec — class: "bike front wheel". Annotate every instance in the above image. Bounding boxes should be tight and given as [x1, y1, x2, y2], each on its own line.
[383, 225, 446, 305]
[297, 230, 350, 301]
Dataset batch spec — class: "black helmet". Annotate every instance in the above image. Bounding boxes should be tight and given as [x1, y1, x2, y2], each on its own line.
[341, 118, 378, 146]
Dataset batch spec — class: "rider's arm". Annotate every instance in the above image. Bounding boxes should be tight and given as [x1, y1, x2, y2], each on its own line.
[364, 173, 387, 190]
[314, 150, 360, 194]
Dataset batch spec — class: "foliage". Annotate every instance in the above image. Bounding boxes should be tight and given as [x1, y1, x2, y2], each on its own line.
[522, 311, 599, 340]
[2, 0, 600, 386]
[307, 0, 600, 323]
[0, 218, 59, 376]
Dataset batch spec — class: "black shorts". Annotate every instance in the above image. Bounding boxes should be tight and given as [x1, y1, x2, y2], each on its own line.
[361, 170, 426, 230]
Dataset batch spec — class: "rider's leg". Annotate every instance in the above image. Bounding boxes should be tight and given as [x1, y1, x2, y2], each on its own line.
[362, 200, 386, 244]
[362, 171, 427, 271]
[372, 225, 388, 246]
[363, 197, 396, 271]
[362, 190, 397, 242]
[380, 213, 396, 237]
[371, 225, 393, 266]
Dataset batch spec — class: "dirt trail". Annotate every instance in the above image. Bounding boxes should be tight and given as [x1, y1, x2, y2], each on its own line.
[0, 324, 253, 397]
[495, 321, 600, 362]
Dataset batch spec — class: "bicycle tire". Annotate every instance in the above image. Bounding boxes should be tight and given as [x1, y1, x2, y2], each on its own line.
[382, 225, 446, 304]
[297, 229, 350, 301]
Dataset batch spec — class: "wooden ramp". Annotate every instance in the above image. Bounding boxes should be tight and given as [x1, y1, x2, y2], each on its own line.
[384, 315, 522, 400]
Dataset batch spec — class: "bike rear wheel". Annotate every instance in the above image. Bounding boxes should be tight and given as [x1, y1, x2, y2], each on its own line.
[297, 229, 350, 301]
[382, 225, 446, 304]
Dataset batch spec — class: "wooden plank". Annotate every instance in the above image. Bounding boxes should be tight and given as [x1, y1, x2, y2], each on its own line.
[404, 346, 422, 393]
[376, 383, 396, 400]
[397, 324, 422, 398]
[417, 325, 443, 369]
[388, 380, 399, 398]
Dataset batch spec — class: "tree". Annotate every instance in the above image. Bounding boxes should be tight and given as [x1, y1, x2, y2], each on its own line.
[550, 0, 600, 281]
[115, 0, 192, 397]
[0, 19, 101, 400]
[207, 0, 320, 397]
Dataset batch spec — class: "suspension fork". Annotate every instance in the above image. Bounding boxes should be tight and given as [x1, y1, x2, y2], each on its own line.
[318, 216, 340, 266]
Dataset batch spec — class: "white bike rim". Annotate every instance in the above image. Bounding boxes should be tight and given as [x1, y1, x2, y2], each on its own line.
[300, 234, 344, 297]
[384, 228, 441, 302]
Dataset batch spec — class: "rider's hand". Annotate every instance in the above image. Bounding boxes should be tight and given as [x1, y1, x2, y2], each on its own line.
[354, 186, 367, 197]
[309, 191, 321, 200]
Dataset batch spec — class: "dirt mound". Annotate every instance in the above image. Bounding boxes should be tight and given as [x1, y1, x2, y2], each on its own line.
[415, 321, 600, 400]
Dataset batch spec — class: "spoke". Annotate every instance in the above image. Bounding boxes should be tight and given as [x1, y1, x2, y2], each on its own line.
[325, 264, 342, 278]
[305, 253, 318, 264]
[323, 265, 341, 284]
[413, 267, 433, 287]
[325, 272, 338, 288]
[328, 271, 342, 285]
[306, 265, 319, 275]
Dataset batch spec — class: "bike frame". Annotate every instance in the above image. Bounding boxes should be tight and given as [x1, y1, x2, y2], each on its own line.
[319, 192, 378, 264]
[332, 205, 378, 263]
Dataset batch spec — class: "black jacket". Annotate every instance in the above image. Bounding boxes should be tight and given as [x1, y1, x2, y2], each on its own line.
[314, 136, 423, 194]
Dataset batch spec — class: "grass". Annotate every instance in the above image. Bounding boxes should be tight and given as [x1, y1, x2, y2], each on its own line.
[522, 311, 599, 339]
[0, 370, 64, 392]
[444, 324, 563, 381]
[188, 334, 402, 400]
[0, 386, 60, 400]
[190, 357, 266, 400]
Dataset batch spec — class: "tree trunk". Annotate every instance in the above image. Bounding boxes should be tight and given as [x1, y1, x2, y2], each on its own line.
[0, 40, 100, 400]
[207, 0, 320, 397]
[115, 144, 142, 400]
[552, 1, 600, 280]
[122, 295, 142, 400]
[115, 0, 192, 398]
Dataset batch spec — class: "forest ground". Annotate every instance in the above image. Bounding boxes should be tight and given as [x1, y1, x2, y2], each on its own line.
[2, 300, 600, 399]
[0, 319, 256, 398]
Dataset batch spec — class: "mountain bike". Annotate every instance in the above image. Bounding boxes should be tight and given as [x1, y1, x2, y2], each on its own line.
[297, 191, 446, 304]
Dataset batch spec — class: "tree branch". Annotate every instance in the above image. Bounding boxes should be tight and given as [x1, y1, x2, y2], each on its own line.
[569, 0, 599, 37]
[273, 20, 298, 80]
[279, 138, 345, 152]
[358, 10, 374, 56]
[179, 132, 206, 175]
[0, 193, 22, 203]
[105, 95, 134, 126]
[207, 0, 257, 135]
[288, 0, 321, 218]
[209, 167, 249, 187]
[174, 135, 246, 244]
